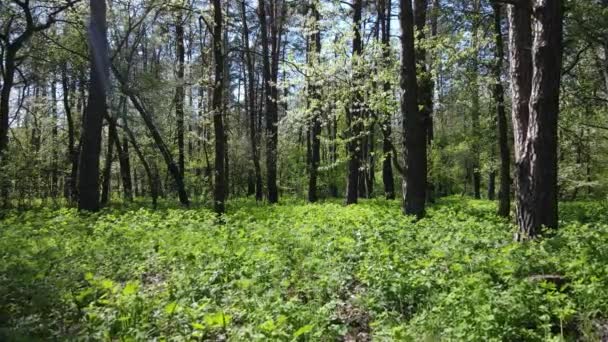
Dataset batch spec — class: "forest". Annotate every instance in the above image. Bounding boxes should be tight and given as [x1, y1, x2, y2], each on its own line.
[1, 0, 608, 340]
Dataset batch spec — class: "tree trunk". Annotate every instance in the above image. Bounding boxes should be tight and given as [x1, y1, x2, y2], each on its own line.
[401, 0, 426, 218]
[346, 0, 363, 205]
[260, 0, 280, 203]
[100, 117, 115, 206]
[61, 65, 79, 204]
[122, 123, 156, 207]
[509, 1, 563, 239]
[212, 0, 226, 214]
[113, 97, 133, 202]
[379, 0, 395, 200]
[118, 133, 133, 201]
[175, 8, 186, 180]
[493, 3, 510, 218]
[470, 0, 482, 199]
[307, 1, 322, 203]
[78, 0, 109, 212]
[241, 0, 263, 201]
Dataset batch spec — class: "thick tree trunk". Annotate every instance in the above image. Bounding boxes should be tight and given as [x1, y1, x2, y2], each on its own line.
[493, 3, 511, 218]
[509, 1, 563, 239]
[379, 0, 395, 200]
[241, 0, 263, 201]
[212, 0, 226, 214]
[401, 0, 426, 218]
[507, 5, 532, 162]
[346, 0, 363, 205]
[78, 0, 109, 212]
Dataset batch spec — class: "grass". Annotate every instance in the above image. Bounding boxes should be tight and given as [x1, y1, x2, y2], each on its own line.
[1, 197, 607, 341]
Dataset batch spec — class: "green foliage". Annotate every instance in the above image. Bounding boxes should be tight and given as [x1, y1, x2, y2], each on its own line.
[1, 198, 608, 340]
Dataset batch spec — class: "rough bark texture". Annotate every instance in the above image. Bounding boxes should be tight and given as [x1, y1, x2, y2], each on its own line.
[401, 0, 426, 218]
[508, 4, 532, 162]
[212, 0, 226, 214]
[508, 0, 563, 239]
[493, 3, 511, 218]
[346, 0, 363, 205]
[78, 0, 109, 211]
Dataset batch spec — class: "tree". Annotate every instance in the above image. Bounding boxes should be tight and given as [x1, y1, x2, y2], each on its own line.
[492, 3, 510, 218]
[240, 0, 263, 202]
[175, 4, 186, 180]
[259, 0, 280, 204]
[401, 0, 426, 218]
[212, 0, 226, 214]
[0, 0, 75, 200]
[307, 0, 322, 203]
[345, 0, 364, 205]
[78, 0, 109, 211]
[379, 0, 396, 200]
[508, 0, 563, 239]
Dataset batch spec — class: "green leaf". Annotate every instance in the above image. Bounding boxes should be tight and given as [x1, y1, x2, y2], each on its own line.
[122, 281, 139, 296]
[164, 302, 179, 315]
[293, 324, 314, 337]
[204, 312, 231, 328]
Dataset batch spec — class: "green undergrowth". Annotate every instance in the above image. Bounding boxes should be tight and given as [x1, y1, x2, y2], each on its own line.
[1, 197, 607, 341]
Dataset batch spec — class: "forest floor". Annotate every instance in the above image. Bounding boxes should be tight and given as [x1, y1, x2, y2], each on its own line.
[1, 197, 608, 341]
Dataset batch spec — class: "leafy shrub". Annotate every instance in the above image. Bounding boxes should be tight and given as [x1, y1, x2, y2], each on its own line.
[0, 197, 607, 340]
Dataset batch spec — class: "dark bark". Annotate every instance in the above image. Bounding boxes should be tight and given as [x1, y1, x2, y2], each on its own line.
[241, 0, 263, 201]
[493, 3, 511, 217]
[507, 4, 532, 162]
[401, 0, 426, 218]
[78, 0, 109, 212]
[117, 133, 133, 202]
[346, 0, 363, 205]
[488, 171, 496, 200]
[508, 0, 563, 239]
[212, 0, 226, 214]
[259, 0, 280, 203]
[414, 0, 434, 147]
[379, 0, 395, 200]
[307, 1, 322, 203]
